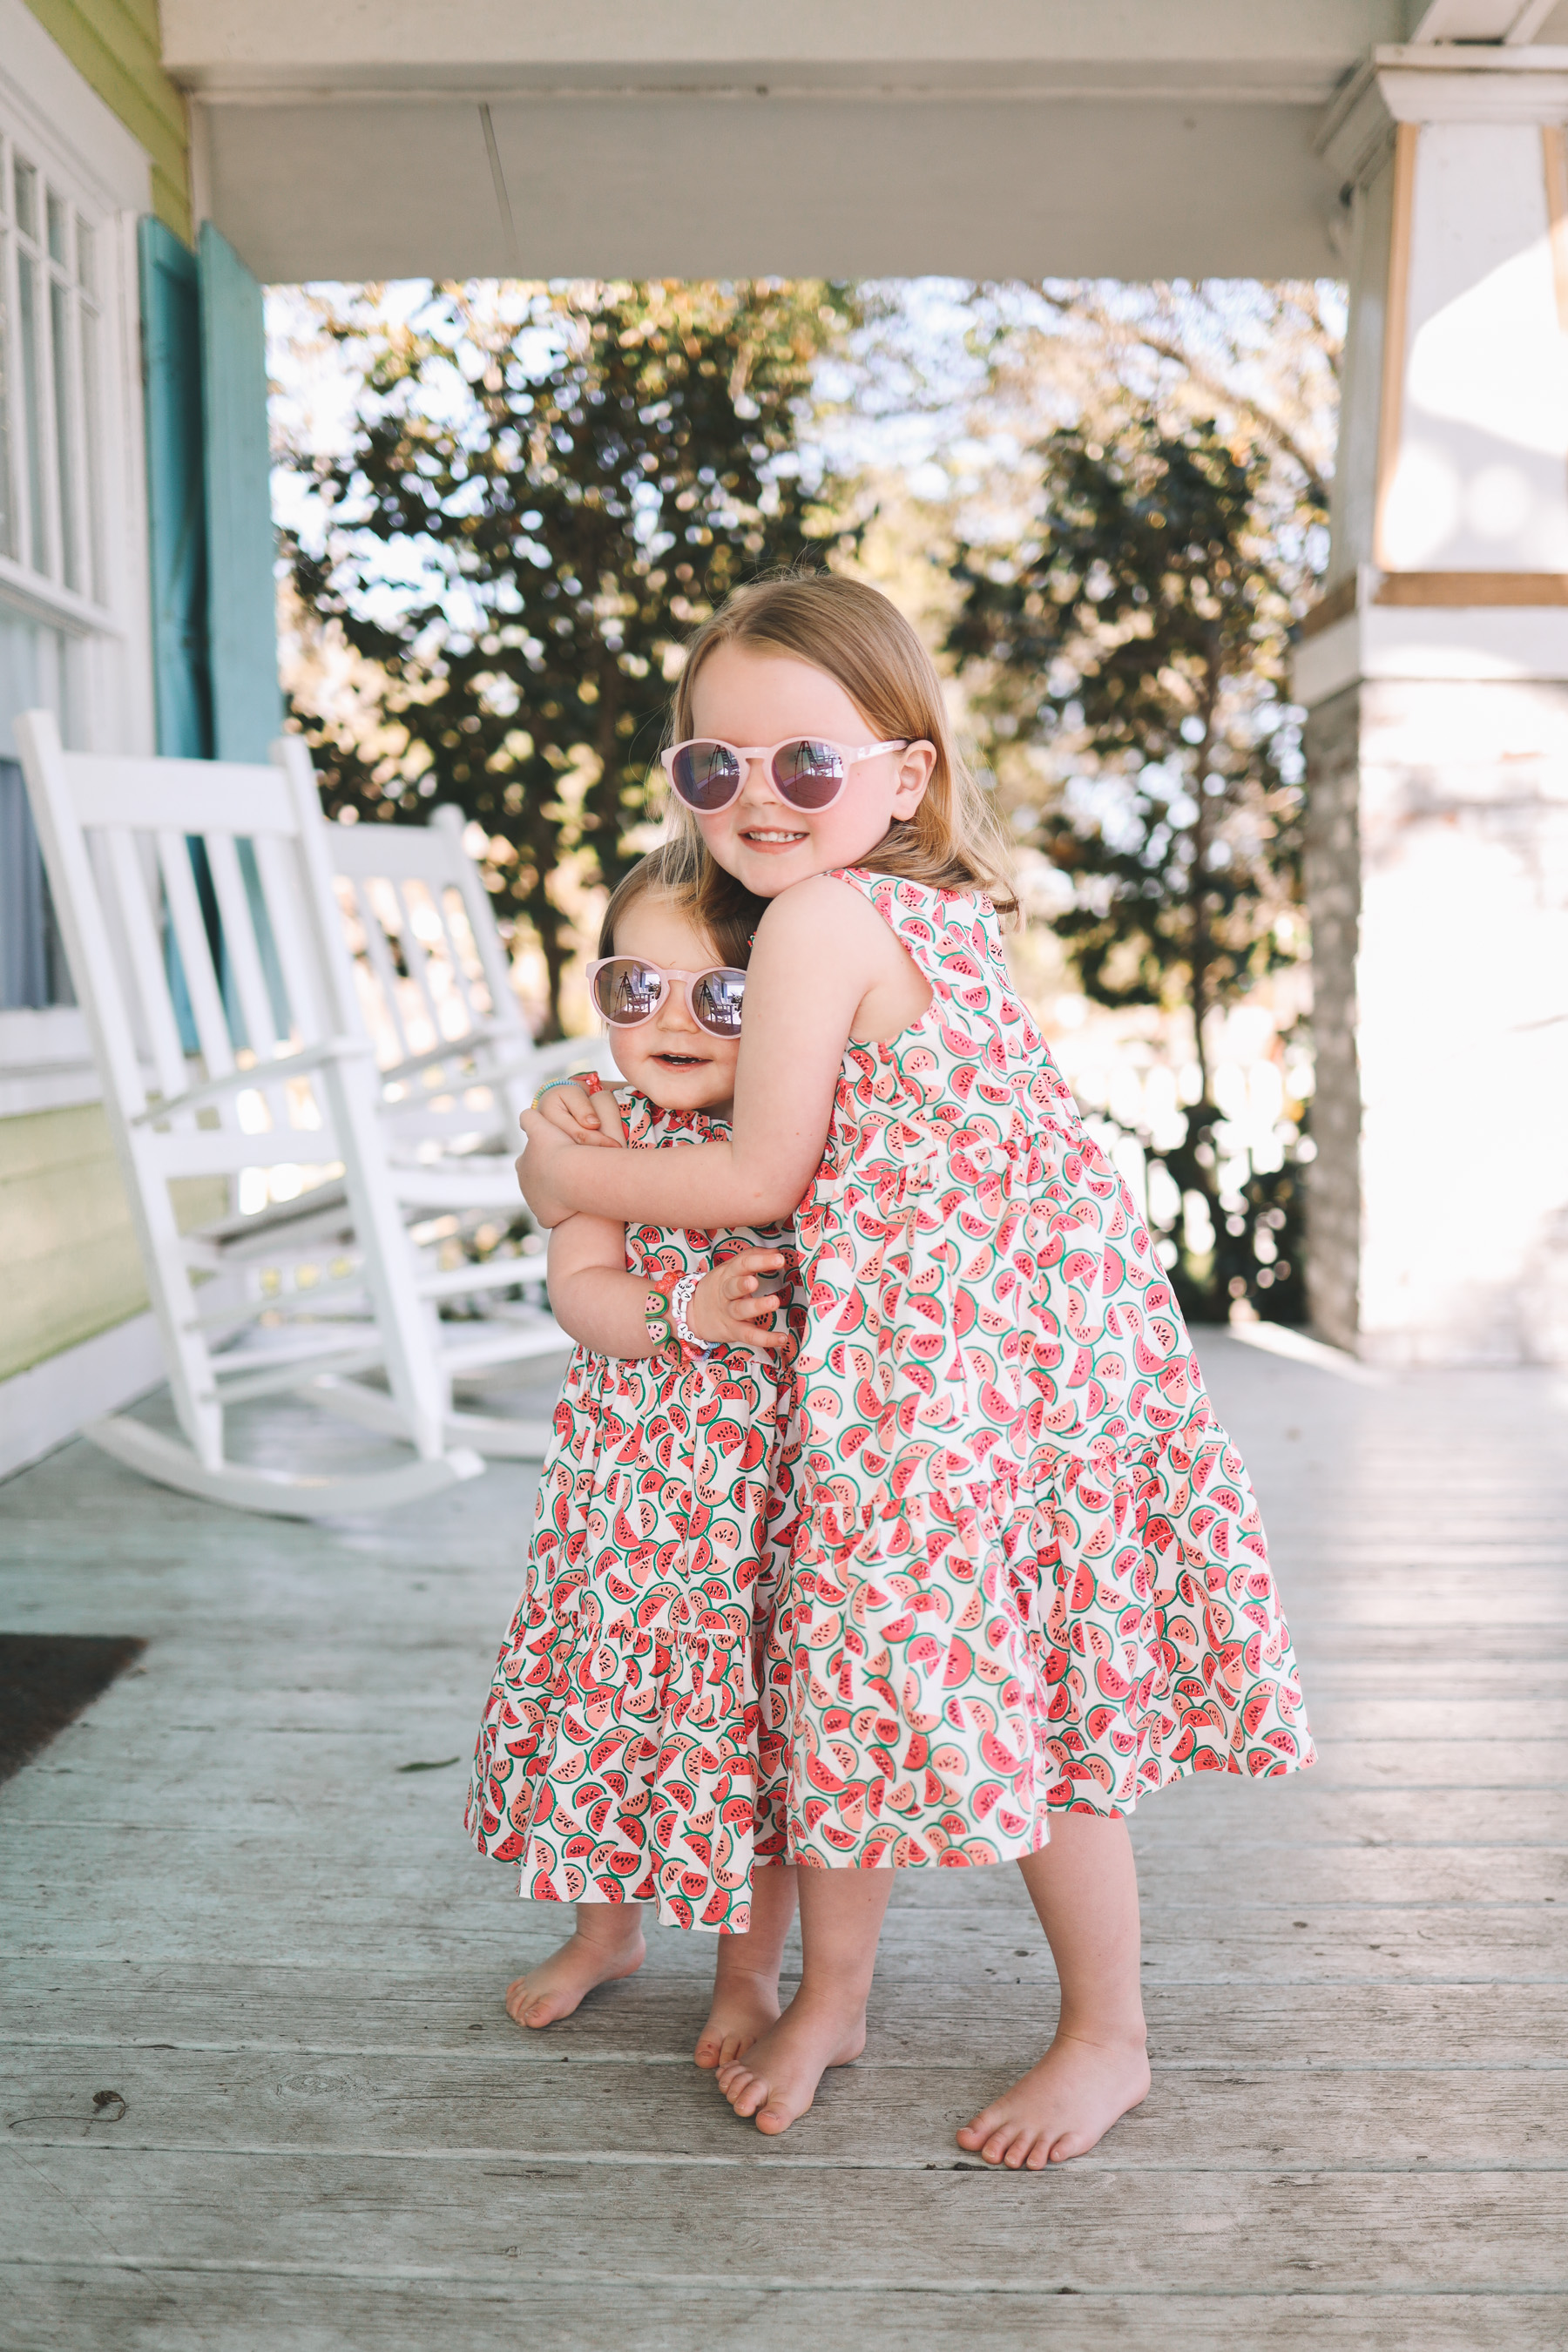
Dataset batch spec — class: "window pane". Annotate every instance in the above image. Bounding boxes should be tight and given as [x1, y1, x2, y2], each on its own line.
[17, 247, 47, 572]
[76, 216, 95, 296]
[45, 187, 66, 266]
[0, 614, 75, 1010]
[80, 301, 102, 601]
[50, 277, 78, 590]
[0, 757, 56, 1008]
[13, 155, 37, 241]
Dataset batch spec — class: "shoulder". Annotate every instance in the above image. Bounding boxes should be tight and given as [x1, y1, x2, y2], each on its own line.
[754, 872, 894, 950]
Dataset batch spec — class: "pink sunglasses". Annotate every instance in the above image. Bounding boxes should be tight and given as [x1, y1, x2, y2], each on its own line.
[586, 956, 747, 1039]
[660, 734, 911, 814]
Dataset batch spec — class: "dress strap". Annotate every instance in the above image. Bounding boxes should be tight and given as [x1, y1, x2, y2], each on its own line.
[827, 868, 995, 990]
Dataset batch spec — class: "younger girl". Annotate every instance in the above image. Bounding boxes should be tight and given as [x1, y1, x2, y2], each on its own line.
[520, 575, 1315, 2166]
[467, 847, 801, 2072]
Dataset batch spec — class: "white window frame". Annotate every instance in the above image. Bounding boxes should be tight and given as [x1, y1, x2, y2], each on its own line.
[0, 0, 155, 1112]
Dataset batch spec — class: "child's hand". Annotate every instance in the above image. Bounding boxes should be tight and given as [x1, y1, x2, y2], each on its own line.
[528, 1079, 626, 1150]
[687, 1249, 794, 1354]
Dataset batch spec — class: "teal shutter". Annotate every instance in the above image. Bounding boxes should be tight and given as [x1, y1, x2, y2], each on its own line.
[138, 221, 285, 1044]
[138, 218, 212, 759]
[198, 224, 280, 763]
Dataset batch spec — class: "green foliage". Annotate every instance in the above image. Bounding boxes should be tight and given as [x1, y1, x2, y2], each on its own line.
[950, 415, 1306, 1032]
[950, 411, 1321, 1321]
[1139, 1104, 1308, 1328]
[286, 280, 856, 1029]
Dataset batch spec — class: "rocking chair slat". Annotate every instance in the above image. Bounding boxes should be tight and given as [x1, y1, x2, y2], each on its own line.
[102, 824, 191, 1108]
[389, 878, 449, 1047]
[155, 828, 237, 1097]
[352, 875, 415, 1062]
[428, 881, 487, 1035]
[252, 828, 329, 1044]
[205, 830, 286, 1062]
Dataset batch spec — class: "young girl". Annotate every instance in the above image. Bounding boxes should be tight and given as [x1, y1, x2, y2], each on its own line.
[467, 846, 803, 2073]
[519, 575, 1315, 2166]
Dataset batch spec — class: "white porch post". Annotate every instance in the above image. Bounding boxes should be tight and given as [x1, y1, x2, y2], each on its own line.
[1298, 36, 1568, 1364]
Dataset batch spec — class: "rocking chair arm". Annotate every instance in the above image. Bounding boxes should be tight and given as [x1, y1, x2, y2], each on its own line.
[380, 1033, 605, 1099]
[132, 1036, 374, 1125]
[377, 1024, 515, 1087]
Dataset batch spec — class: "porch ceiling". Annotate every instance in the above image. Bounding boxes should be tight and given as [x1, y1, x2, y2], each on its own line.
[156, 0, 1542, 285]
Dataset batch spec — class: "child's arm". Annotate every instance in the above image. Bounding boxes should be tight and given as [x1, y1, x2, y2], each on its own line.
[548, 1214, 791, 1358]
[518, 876, 928, 1231]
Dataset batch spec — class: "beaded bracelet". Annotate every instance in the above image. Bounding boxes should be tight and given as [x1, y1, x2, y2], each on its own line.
[532, 1069, 604, 1107]
[643, 1267, 714, 1361]
[671, 1270, 704, 1353]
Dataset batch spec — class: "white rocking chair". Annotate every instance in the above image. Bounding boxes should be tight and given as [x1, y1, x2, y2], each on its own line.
[321, 789, 607, 1197]
[298, 767, 613, 1455]
[15, 712, 557, 1514]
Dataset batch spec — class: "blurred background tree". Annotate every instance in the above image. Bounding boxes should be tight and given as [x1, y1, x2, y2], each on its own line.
[282, 280, 856, 1031]
[274, 274, 1341, 1316]
[944, 283, 1337, 1321]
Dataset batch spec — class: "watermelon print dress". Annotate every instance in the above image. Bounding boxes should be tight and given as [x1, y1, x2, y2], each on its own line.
[767, 868, 1314, 1873]
[466, 1094, 801, 1933]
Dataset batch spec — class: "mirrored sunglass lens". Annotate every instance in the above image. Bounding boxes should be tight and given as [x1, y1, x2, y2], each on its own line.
[594, 961, 661, 1024]
[671, 741, 741, 809]
[774, 738, 847, 808]
[691, 969, 746, 1037]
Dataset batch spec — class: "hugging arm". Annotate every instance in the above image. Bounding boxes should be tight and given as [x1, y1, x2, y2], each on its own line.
[518, 879, 906, 1231]
[546, 1214, 791, 1359]
[545, 1213, 652, 1358]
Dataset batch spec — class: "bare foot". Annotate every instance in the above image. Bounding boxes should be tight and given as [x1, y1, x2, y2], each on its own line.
[504, 1922, 645, 2031]
[956, 2030, 1151, 2169]
[694, 1967, 782, 2072]
[714, 1990, 866, 2134]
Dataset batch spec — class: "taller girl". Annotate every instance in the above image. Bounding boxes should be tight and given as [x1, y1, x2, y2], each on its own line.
[521, 575, 1314, 2165]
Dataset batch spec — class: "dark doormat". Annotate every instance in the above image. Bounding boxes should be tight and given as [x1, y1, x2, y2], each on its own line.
[0, 1635, 147, 1782]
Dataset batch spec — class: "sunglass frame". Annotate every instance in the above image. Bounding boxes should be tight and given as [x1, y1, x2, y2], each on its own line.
[585, 956, 749, 1037]
[659, 735, 909, 814]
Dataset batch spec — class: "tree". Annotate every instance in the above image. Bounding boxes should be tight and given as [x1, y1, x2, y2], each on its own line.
[284, 280, 855, 1031]
[949, 407, 1324, 1321]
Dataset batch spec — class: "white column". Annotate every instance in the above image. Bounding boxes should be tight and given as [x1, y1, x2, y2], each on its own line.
[1297, 38, 1568, 1364]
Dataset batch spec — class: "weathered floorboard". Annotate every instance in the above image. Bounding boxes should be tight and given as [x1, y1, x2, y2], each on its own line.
[6, 2044, 1567, 2172]
[4, 1967, 1565, 2068]
[3, 2277, 1565, 2352]
[2, 1335, 1565, 2348]
[8, 2145, 1568, 2288]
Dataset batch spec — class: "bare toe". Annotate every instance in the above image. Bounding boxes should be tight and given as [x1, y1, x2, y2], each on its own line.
[502, 1927, 645, 2035]
[720, 2064, 767, 2118]
[956, 2034, 1149, 2172]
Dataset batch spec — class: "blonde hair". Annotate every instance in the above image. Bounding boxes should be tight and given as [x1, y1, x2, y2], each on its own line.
[660, 573, 1017, 938]
[598, 842, 754, 971]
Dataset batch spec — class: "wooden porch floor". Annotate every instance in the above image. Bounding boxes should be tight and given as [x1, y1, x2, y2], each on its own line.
[2, 1335, 1565, 2349]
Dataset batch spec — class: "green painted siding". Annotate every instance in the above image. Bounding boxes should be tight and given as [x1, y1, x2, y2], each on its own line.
[19, 0, 190, 242]
[0, 1105, 221, 1379]
[4, 10, 201, 1387]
